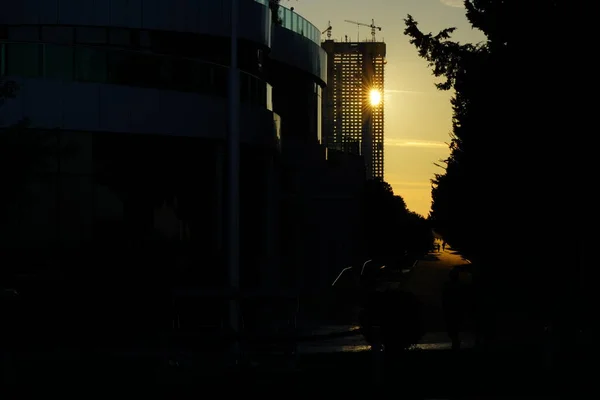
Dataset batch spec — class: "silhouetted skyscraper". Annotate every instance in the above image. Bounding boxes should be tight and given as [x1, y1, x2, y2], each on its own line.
[321, 40, 386, 180]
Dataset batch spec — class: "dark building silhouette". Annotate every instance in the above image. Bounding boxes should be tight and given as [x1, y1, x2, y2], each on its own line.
[0, 0, 367, 356]
[0, 0, 281, 287]
[321, 39, 386, 180]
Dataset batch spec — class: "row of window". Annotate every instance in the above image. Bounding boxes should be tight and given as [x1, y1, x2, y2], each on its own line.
[0, 2, 320, 71]
[0, 42, 271, 108]
[0, 24, 264, 75]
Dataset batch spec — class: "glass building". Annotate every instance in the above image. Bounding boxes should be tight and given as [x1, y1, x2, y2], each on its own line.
[321, 39, 386, 181]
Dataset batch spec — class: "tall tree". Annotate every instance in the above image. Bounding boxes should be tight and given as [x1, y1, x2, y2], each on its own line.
[405, 0, 587, 347]
[363, 179, 432, 263]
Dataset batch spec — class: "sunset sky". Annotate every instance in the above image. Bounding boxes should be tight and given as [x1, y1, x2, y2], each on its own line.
[288, 0, 484, 217]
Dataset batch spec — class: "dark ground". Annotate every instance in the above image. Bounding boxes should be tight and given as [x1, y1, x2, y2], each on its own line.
[3, 346, 584, 398]
[2, 247, 591, 396]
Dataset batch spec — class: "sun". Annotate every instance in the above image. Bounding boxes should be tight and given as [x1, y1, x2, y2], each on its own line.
[369, 89, 382, 106]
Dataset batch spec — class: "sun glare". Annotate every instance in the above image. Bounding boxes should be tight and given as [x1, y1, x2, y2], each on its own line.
[369, 89, 382, 106]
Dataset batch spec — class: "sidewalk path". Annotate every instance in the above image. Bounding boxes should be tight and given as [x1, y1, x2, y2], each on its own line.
[402, 245, 474, 349]
[294, 245, 473, 354]
[296, 325, 369, 354]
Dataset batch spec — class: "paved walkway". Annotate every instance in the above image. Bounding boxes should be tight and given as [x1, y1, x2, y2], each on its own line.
[296, 325, 369, 354]
[295, 243, 473, 353]
[402, 244, 475, 349]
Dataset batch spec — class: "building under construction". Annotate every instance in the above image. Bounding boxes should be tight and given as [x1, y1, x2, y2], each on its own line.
[321, 35, 386, 181]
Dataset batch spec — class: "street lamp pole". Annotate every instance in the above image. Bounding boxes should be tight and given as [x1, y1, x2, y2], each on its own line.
[361, 259, 373, 276]
[228, 0, 241, 365]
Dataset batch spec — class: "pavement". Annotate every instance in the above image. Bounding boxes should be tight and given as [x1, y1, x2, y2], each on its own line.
[3, 243, 589, 393]
[402, 244, 475, 350]
[296, 325, 368, 354]
[294, 242, 474, 354]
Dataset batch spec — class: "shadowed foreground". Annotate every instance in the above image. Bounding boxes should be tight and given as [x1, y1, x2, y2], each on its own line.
[4, 346, 587, 397]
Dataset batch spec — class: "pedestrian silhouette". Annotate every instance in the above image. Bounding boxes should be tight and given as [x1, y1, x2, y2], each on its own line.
[442, 268, 463, 350]
[442, 241, 446, 251]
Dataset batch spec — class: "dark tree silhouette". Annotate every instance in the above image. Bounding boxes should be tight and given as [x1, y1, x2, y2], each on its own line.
[405, 1, 587, 351]
[363, 179, 433, 265]
[268, 0, 283, 25]
[269, 0, 299, 25]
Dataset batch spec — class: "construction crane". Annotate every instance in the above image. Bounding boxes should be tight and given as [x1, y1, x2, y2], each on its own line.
[322, 21, 332, 40]
[344, 19, 382, 42]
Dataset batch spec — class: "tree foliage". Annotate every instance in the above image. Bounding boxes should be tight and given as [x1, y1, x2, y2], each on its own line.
[268, 0, 283, 25]
[363, 179, 433, 264]
[405, 0, 586, 342]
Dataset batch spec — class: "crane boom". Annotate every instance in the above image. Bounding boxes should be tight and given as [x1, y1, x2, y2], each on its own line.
[322, 20, 332, 39]
[344, 19, 366, 27]
[344, 19, 382, 42]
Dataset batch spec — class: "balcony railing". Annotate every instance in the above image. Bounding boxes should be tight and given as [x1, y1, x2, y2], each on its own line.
[254, 0, 321, 45]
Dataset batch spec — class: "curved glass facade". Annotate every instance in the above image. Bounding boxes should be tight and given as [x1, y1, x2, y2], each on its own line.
[254, 0, 321, 45]
[0, 41, 272, 109]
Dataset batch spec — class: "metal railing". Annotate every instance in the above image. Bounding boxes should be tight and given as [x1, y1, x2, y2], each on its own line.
[254, 0, 321, 44]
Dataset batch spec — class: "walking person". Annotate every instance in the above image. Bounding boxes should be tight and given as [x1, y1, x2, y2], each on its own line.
[442, 268, 464, 350]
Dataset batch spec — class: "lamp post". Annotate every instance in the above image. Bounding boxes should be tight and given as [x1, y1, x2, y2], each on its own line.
[361, 259, 373, 276]
[227, 0, 241, 366]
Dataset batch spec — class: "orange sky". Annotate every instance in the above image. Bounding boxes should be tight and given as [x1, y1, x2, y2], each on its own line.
[288, 0, 485, 216]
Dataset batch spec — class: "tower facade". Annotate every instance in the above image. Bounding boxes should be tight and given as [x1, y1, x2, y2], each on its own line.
[321, 40, 386, 180]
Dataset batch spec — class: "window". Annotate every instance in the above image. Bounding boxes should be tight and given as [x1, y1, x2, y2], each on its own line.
[266, 84, 272, 111]
[75, 47, 107, 82]
[240, 73, 252, 104]
[1, 40, 264, 106]
[157, 56, 176, 87]
[107, 50, 132, 85]
[108, 50, 161, 87]
[0, 44, 4, 75]
[42, 26, 73, 44]
[139, 31, 151, 48]
[75, 27, 106, 44]
[130, 30, 151, 48]
[109, 29, 131, 47]
[8, 26, 39, 41]
[211, 67, 228, 96]
[188, 62, 213, 93]
[166, 59, 226, 95]
[44, 44, 73, 80]
[4, 43, 40, 77]
[170, 58, 194, 90]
